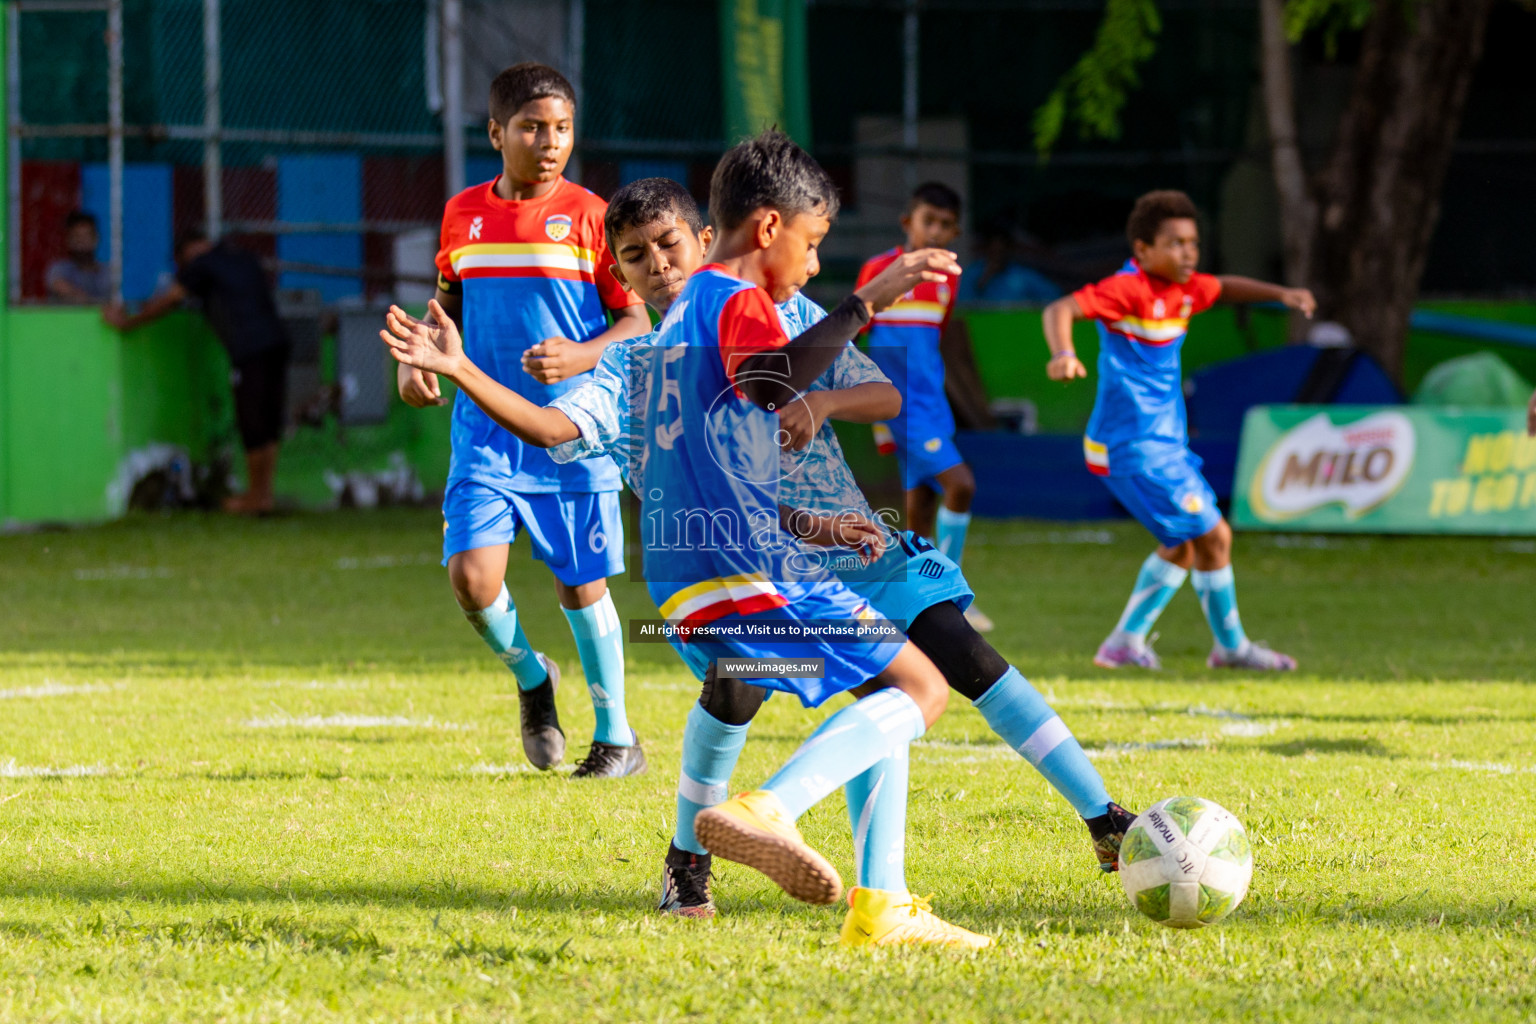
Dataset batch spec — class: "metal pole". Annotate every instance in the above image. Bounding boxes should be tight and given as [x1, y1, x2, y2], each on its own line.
[441, 0, 463, 197]
[6, 2, 21, 304]
[901, 0, 919, 193]
[106, 0, 122, 301]
[203, 0, 220, 239]
[566, 0, 584, 184]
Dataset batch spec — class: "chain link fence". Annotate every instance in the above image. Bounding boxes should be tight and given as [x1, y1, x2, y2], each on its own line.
[8, 0, 1534, 312]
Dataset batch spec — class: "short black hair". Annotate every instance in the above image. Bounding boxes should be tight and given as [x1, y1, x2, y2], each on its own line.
[64, 209, 98, 232]
[1127, 189, 1199, 249]
[174, 227, 208, 260]
[604, 177, 704, 253]
[489, 63, 575, 124]
[907, 181, 960, 217]
[708, 130, 839, 232]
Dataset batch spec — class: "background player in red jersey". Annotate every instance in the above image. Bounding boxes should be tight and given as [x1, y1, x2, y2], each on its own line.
[856, 183, 994, 632]
[1042, 190, 1314, 671]
[399, 64, 651, 777]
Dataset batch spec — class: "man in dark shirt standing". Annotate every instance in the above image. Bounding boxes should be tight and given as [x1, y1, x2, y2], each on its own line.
[105, 231, 291, 513]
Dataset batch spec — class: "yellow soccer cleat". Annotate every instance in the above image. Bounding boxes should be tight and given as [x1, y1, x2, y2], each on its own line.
[693, 789, 843, 905]
[839, 888, 994, 950]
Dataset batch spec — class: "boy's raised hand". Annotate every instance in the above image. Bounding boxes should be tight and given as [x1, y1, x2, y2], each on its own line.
[382, 299, 463, 399]
[1047, 352, 1088, 381]
[1281, 287, 1317, 318]
[521, 336, 585, 385]
[855, 248, 961, 314]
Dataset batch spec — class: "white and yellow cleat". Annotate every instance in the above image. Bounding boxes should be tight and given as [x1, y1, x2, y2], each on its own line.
[694, 789, 843, 905]
[838, 887, 994, 950]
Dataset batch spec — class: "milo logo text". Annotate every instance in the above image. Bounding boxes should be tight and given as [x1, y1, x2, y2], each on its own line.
[1249, 412, 1415, 522]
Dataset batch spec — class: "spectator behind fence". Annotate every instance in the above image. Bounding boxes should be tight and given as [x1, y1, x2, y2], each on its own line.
[957, 216, 1062, 304]
[46, 210, 110, 303]
[103, 231, 292, 515]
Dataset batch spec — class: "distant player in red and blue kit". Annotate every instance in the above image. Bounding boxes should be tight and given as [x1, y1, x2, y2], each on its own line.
[1043, 190, 1315, 671]
[399, 63, 651, 776]
[856, 182, 993, 632]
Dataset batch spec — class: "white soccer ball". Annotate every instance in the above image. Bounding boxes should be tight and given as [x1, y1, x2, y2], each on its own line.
[1118, 796, 1253, 928]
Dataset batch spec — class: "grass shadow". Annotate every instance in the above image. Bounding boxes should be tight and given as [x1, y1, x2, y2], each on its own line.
[1262, 736, 1397, 758]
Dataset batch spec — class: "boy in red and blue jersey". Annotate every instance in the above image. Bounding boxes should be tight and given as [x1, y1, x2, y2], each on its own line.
[1043, 190, 1315, 671]
[401, 63, 651, 777]
[856, 183, 994, 631]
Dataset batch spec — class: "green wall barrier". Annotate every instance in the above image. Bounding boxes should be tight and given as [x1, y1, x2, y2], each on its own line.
[0, 306, 452, 526]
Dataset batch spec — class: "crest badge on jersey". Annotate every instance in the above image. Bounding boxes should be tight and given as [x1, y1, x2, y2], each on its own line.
[544, 214, 573, 242]
[1153, 298, 1166, 319]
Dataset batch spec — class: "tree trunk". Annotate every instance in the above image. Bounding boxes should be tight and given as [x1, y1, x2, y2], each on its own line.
[1307, 0, 1496, 382]
[1257, 0, 1314, 300]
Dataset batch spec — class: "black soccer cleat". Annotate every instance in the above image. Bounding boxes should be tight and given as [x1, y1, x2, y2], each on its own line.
[1085, 801, 1140, 873]
[571, 735, 648, 779]
[517, 655, 565, 770]
[659, 842, 715, 919]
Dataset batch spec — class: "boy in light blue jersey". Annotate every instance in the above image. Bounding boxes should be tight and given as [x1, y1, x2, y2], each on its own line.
[1043, 190, 1314, 671]
[383, 176, 1138, 934]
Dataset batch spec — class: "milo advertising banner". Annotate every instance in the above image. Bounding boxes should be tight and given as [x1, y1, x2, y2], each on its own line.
[1232, 406, 1536, 535]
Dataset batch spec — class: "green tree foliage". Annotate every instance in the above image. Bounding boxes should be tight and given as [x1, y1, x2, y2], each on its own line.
[1031, 0, 1161, 156]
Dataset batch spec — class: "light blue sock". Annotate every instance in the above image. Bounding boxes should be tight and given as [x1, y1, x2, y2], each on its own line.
[562, 593, 631, 746]
[1115, 552, 1189, 638]
[1192, 565, 1248, 652]
[675, 703, 750, 855]
[974, 667, 1111, 818]
[764, 688, 927, 819]
[934, 506, 971, 565]
[464, 584, 546, 691]
[845, 748, 908, 891]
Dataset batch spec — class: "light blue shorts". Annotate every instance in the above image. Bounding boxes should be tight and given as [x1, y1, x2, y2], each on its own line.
[836, 530, 973, 627]
[1100, 452, 1223, 547]
[441, 480, 625, 586]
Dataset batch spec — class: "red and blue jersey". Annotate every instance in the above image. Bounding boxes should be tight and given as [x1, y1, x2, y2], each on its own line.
[435, 176, 642, 493]
[641, 265, 840, 631]
[1074, 260, 1222, 476]
[855, 247, 960, 447]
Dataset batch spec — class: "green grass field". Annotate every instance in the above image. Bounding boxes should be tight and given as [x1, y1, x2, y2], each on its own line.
[0, 509, 1532, 1022]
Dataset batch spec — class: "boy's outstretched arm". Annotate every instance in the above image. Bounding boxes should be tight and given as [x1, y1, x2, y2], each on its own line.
[381, 300, 580, 448]
[396, 288, 461, 408]
[1042, 295, 1089, 381]
[1216, 275, 1316, 318]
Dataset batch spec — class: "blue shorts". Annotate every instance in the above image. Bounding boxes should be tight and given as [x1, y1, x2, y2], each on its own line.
[669, 584, 905, 709]
[1100, 453, 1222, 548]
[441, 480, 625, 586]
[898, 432, 965, 491]
[836, 530, 973, 627]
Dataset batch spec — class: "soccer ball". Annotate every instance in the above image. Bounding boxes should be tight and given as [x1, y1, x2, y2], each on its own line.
[1118, 796, 1253, 928]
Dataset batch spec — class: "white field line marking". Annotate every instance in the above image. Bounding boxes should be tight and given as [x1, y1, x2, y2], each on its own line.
[1434, 759, 1536, 776]
[1258, 535, 1374, 550]
[72, 566, 173, 581]
[1050, 697, 1287, 737]
[0, 759, 110, 778]
[974, 529, 1116, 547]
[243, 714, 471, 730]
[0, 681, 112, 700]
[1085, 738, 1212, 759]
[334, 553, 438, 570]
[254, 680, 369, 691]
[1494, 541, 1536, 554]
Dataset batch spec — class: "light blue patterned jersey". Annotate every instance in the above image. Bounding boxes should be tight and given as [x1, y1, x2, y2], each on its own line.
[548, 293, 889, 525]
